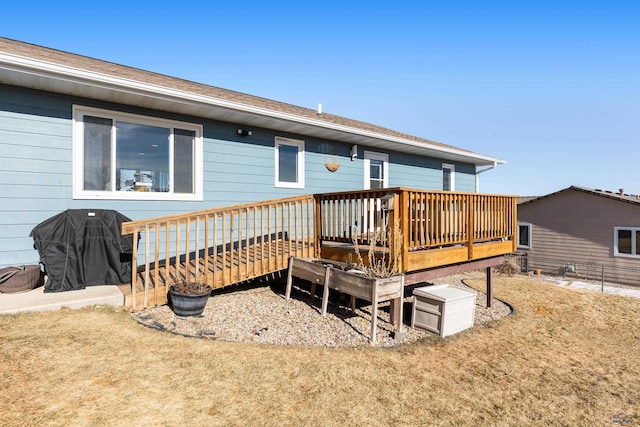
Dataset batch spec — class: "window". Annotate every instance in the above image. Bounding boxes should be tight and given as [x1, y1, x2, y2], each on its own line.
[442, 163, 455, 191]
[517, 223, 532, 249]
[73, 106, 202, 200]
[614, 227, 640, 258]
[364, 151, 389, 189]
[275, 137, 304, 188]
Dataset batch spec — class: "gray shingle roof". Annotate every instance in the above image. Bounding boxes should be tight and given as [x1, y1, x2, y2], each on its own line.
[519, 186, 640, 206]
[0, 37, 479, 156]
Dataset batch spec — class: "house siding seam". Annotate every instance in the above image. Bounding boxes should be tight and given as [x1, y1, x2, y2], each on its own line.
[0, 84, 478, 268]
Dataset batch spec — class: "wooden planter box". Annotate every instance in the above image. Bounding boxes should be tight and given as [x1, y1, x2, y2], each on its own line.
[285, 257, 404, 343]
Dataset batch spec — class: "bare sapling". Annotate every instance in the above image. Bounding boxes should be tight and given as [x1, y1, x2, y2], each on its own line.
[352, 217, 403, 278]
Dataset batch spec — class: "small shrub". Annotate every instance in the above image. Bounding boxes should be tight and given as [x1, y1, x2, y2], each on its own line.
[496, 258, 521, 276]
[170, 279, 211, 294]
[169, 270, 211, 294]
[351, 218, 403, 278]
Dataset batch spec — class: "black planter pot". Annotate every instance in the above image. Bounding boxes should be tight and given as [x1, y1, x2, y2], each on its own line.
[168, 286, 212, 316]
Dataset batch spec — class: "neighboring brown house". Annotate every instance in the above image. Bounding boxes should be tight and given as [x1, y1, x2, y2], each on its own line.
[517, 186, 640, 285]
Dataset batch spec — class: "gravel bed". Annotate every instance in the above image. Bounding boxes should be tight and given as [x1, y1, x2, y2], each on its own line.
[132, 272, 512, 348]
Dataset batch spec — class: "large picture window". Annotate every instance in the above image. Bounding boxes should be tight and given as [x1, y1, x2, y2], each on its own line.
[614, 226, 640, 258]
[73, 106, 202, 200]
[275, 137, 304, 188]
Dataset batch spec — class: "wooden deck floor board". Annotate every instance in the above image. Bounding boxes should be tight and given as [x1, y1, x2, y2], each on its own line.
[122, 240, 313, 308]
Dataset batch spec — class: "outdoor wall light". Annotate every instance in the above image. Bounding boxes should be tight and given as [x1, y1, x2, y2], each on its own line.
[350, 144, 358, 161]
[237, 129, 252, 136]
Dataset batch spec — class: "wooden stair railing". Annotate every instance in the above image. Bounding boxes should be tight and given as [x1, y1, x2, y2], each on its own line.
[121, 195, 316, 310]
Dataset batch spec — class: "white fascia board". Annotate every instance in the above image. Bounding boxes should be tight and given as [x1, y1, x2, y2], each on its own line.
[0, 52, 505, 166]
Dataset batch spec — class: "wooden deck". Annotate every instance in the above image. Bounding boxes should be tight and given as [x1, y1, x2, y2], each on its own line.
[120, 189, 518, 311]
[319, 238, 513, 272]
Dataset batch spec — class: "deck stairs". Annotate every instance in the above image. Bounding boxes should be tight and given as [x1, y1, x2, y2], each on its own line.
[120, 195, 316, 310]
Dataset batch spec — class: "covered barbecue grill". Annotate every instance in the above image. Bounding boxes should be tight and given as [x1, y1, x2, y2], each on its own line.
[30, 209, 134, 292]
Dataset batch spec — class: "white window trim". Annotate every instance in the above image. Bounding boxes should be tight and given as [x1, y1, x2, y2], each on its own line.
[517, 223, 532, 249]
[72, 105, 203, 201]
[442, 163, 455, 191]
[614, 226, 640, 258]
[363, 151, 389, 189]
[274, 136, 305, 189]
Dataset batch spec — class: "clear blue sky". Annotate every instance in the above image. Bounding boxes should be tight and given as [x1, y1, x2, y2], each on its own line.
[2, 1, 639, 196]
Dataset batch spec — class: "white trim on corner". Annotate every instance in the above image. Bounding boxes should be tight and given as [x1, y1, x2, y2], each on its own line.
[363, 151, 389, 190]
[274, 136, 305, 189]
[72, 105, 203, 201]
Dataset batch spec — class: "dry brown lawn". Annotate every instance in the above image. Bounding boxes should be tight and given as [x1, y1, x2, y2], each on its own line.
[1, 275, 639, 426]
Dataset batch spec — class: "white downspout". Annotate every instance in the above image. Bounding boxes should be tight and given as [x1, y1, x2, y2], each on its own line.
[475, 161, 498, 193]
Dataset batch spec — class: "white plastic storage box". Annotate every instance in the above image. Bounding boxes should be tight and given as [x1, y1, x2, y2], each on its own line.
[411, 284, 477, 337]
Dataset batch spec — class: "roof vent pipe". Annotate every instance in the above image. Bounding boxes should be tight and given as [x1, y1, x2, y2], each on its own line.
[317, 103, 322, 115]
[619, 188, 625, 195]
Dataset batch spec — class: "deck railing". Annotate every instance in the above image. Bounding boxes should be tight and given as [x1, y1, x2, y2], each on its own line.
[121, 195, 316, 310]
[314, 189, 394, 246]
[121, 188, 516, 310]
[315, 188, 518, 269]
[405, 190, 516, 249]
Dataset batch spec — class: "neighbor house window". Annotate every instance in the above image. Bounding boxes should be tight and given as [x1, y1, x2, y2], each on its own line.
[275, 137, 304, 188]
[614, 226, 640, 258]
[73, 106, 203, 200]
[517, 223, 532, 249]
[442, 163, 455, 191]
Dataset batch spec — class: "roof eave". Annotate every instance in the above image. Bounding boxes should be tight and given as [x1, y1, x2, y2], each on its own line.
[0, 51, 504, 166]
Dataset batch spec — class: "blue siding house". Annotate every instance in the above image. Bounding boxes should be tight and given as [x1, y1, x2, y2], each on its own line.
[0, 37, 505, 269]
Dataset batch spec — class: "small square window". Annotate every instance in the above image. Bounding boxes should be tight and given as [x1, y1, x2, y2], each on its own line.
[517, 223, 531, 249]
[614, 226, 640, 258]
[275, 137, 305, 188]
[364, 151, 388, 190]
[442, 163, 455, 191]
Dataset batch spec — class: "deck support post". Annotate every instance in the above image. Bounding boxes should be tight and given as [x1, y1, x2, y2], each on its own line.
[486, 266, 493, 308]
[285, 256, 294, 300]
[321, 267, 331, 317]
[388, 287, 404, 331]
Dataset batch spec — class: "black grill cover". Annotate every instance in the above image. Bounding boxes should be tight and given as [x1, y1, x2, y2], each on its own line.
[30, 209, 134, 292]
